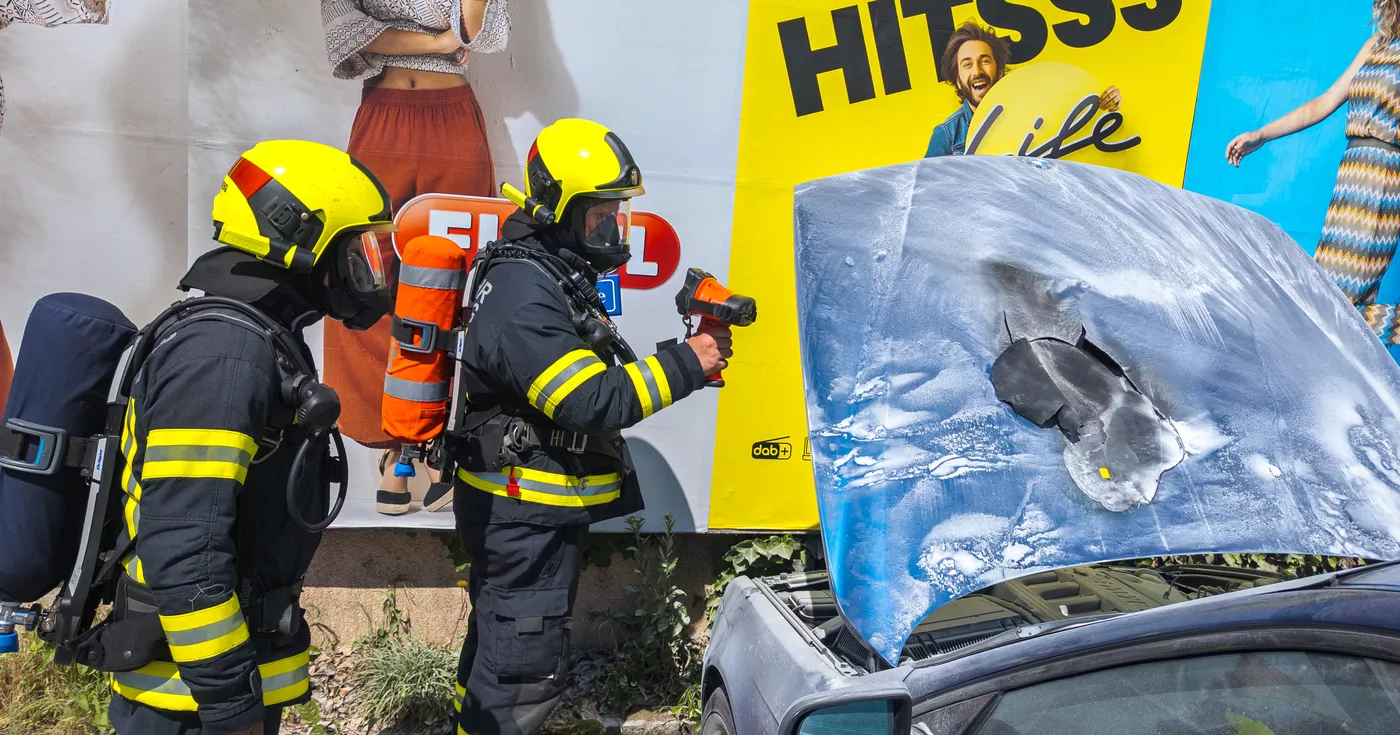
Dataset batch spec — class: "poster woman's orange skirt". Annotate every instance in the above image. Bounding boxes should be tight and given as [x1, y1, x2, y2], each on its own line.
[0, 320, 12, 417]
[325, 83, 495, 448]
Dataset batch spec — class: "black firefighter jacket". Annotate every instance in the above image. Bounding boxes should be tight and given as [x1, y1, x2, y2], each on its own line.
[453, 217, 709, 527]
[110, 299, 326, 732]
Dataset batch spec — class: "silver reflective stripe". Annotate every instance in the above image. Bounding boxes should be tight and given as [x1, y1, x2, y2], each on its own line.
[143, 445, 251, 465]
[262, 664, 308, 693]
[533, 356, 603, 411]
[400, 264, 467, 291]
[114, 670, 191, 696]
[162, 612, 245, 647]
[637, 361, 663, 414]
[471, 471, 621, 497]
[384, 375, 450, 403]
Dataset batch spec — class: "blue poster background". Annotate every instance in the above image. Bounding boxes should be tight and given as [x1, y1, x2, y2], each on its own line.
[1185, 2, 1382, 285]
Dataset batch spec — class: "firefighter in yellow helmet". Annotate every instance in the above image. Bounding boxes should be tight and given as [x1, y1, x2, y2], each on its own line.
[445, 119, 733, 734]
[106, 140, 394, 735]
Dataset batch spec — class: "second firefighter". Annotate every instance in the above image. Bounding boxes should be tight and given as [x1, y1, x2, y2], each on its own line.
[447, 118, 733, 735]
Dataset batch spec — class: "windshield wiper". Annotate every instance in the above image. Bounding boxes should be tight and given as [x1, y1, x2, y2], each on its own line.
[910, 613, 1123, 669]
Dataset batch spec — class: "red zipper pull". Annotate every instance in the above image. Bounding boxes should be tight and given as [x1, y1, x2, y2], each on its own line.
[506, 466, 521, 498]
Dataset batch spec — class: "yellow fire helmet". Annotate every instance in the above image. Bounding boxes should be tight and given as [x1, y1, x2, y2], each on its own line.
[501, 118, 645, 227]
[211, 140, 396, 274]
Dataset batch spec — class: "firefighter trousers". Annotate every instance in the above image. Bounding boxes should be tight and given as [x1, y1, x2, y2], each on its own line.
[109, 695, 283, 735]
[455, 521, 586, 735]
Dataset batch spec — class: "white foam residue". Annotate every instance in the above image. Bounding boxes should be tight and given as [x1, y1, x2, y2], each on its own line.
[1245, 454, 1283, 480]
[850, 376, 890, 403]
[1171, 416, 1233, 457]
[1003, 544, 1033, 563]
[927, 513, 1012, 541]
[831, 447, 860, 469]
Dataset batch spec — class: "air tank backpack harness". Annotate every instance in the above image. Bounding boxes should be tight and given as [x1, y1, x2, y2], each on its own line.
[375, 233, 641, 508]
[449, 239, 642, 493]
[0, 293, 347, 667]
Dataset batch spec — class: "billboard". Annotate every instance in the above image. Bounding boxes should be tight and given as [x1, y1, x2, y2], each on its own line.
[0, 0, 1389, 531]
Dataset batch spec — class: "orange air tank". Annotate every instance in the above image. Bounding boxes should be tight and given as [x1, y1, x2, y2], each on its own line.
[382, 235, 467, 444]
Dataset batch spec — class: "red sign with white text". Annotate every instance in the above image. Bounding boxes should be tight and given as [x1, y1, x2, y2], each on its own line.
[393, 194, 681, 290]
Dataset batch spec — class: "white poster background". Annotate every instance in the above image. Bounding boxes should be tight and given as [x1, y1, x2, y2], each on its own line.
[0, 0, 750, 532]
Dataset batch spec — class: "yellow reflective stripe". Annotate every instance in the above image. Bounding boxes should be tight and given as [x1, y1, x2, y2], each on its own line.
[145, 428, 258, 454]
[112, 661, 194, 711]
[457, 468, 622, 508]
[141, 460, 248, 483]
[265, 674, 310, 706]
[529, 350, 608, 417]
[528, 350, 596, 406]
[454, 682, 466, 712]
[123, 554, 146, 585]
[624, 362, 653, 418]
[160, 596, 249, 664]
[644, 356, 673, 409]
[511, 466, 621, 485]
[142, 428, 257, 483]
[262, 649, 311, 705]
[542, 362, 605, 418]
[262, 649, 309, 678]
[111, 648, 310, 711]
[159, 595, 240, 632]
[123, 492, 138, 539]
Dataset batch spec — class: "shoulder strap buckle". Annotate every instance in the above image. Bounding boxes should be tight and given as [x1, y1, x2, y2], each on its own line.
[552, 428, 588, 454]
[391, 316, 458, 355]
[0, 419, 93, 476]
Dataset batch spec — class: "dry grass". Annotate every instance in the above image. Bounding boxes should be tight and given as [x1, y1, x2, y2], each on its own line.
[0, 635, 112, 735]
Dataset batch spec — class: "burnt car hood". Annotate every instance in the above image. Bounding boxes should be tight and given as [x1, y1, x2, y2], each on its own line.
[792, 156, 1400, 665]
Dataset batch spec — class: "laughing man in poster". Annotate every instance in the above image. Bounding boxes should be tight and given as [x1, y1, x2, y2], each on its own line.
[926, 21, 1121, 158]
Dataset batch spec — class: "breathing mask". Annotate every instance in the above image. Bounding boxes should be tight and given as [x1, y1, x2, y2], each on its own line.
[565, 196, 632, 274]
[321, 231, 394, 330]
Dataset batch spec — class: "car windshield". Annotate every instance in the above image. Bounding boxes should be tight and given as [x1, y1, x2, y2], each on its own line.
[971, 651, 1400, 735]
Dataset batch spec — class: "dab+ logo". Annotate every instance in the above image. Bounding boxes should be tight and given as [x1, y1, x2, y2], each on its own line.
[751, 436, 793, 461]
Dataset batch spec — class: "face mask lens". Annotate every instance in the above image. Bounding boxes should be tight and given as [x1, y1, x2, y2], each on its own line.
[583, 199, 630, 247]
[345, 231, 389, 295]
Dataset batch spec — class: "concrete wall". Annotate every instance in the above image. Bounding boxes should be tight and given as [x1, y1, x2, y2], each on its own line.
[300, 530, 726, 651]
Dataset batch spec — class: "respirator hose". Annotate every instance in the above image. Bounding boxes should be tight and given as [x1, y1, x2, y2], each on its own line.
[287, 428, 348, 533]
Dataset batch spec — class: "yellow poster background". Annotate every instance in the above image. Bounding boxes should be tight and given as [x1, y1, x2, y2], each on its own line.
[709, 0, 1213, 530]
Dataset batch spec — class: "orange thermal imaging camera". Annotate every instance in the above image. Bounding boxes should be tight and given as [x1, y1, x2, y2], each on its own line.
[674, 268, 757, 387]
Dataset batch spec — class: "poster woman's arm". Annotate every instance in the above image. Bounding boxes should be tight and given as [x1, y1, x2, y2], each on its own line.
[324, 0, 463, 78]
[363, 29, 461, 56]
[1227, 36, 1376, 167]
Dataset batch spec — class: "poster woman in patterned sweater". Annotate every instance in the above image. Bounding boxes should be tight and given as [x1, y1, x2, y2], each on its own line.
[322, 0, 509, 514]
[1227, 0, 1400, 347]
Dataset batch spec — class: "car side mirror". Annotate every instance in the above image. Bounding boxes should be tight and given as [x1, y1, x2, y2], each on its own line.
[796, 697, 903, 735]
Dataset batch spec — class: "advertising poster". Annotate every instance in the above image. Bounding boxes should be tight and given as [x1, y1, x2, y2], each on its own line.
[0, 0, 1390, 531]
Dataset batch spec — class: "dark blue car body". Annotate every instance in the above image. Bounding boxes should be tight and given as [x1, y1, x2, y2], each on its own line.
[702, 562, 1400, 734]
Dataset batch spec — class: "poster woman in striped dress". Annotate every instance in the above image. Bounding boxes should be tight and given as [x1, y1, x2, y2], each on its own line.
[1227, 0, 1400, 345]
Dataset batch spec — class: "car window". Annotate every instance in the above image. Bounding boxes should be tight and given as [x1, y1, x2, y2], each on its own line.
[974, 652, 1400, 735]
